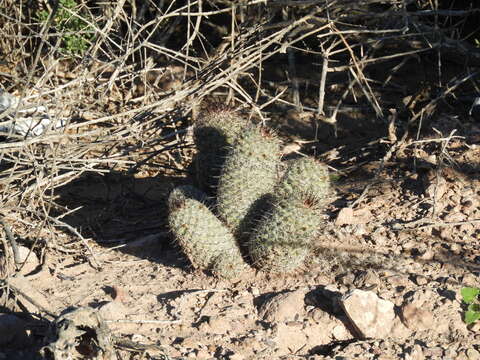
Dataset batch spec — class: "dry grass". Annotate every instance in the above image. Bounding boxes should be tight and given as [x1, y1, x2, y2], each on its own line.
[0, 0, 479, 274]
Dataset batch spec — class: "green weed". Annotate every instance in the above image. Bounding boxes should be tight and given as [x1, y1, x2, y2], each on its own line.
[37, 0, 93, 55]
[461, 287, 480, 325]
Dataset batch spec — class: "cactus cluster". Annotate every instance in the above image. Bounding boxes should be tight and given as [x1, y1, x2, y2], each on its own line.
[168, 107, 331, 278]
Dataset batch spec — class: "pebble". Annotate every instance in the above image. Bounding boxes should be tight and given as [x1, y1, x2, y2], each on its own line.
[250, 287, 260, 297]
[466, 348, 480, 360]
[444, 348, 458, 358]
[401, 302, 434, 330]
[353, 269, 380, 289]
[228, 353, 244, 360]
[196, 349, 211, 359]
[258, 289, 306, 323]
[414, 275, 428, 286]
[423, 346, 444, 357]
[332, 324, 350, 340]
[406, 343, 424, 360]
[387, 274, 409, 287]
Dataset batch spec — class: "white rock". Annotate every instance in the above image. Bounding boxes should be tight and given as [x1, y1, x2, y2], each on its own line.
[340, 289, 395, 339]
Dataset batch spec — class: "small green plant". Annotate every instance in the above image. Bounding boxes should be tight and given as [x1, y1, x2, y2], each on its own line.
[37, 0, 93, 55]
[461, 287, 480, 325]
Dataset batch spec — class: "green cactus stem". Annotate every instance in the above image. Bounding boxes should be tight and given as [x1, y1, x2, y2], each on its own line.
[216, 124, 281, 235]
[168, 186, 246, 278]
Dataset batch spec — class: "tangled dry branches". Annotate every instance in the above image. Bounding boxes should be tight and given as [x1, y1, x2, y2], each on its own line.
[0, 0, 479, 268]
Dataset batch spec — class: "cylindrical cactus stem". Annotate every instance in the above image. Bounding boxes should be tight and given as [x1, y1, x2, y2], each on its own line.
[248, 194, 323, 273]
[168, 186, 246, 278]
[276, 156, 331, 204]
[248, 157, 331, 273]
[216, 124, 281, 235]
[193, 106, 247, 193]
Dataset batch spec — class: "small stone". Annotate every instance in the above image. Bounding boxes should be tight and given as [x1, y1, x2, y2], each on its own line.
[456, 351, 469, 360]
[390, 316, 411, 339]
[425, 176, 447, 199]
[274, 322, 308, 354]
[335, 207, 371, 225]
[466, 348, 480, 360]
[353, 269, 380, 289]
[258, 289, 306, 323]
[250, 287, 260, 296]
[471, 321, 480, 333]
[386, 275, 409, 287]
[228, 353, 244, 360]
[450, 243, 462, 255]
[406, 344, 424, 360]
[17, 246, 40, 275]
[414, 275, 428, 286]
[443, 212, 466, 222]
[332, 324, 350, 340]
[420, 249, 434, 261]
[97, 301, 128, 321]
[0, 246, 40, 277]
[423, 346, 443, 357]
[400, 302, 434, 331]
[403, 240, 417, 251]
[340, 289, 395, 339]
[181, 337, 199, 349]
[444, 348, 458, 358]
[335, 207, 354, 226]
[338, 273, 355, 286]
[196, 349, 211, 359]
[207, 315, 232, 334]
[131, 334, 145, 342]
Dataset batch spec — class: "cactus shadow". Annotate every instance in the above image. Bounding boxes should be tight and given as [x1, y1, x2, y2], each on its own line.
[53, 170, 194, 270]
[188, 126, 230, 197]
[233, 193, 276, 263]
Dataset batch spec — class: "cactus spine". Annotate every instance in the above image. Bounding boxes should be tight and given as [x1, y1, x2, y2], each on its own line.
[170, 107, 333, 278]
[216, 125, 281, 235]
[248, 195, 322, 273]
[248, 157, 331, 273]
[168, 186, 245, 278]
[193, 107, 246, 193]
[276, 157, 330, 205]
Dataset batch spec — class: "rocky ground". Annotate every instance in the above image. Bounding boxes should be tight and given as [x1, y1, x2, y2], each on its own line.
[1, 112, 480, 360]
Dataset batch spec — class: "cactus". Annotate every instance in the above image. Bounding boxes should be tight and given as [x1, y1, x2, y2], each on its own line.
[216, 124, 281, 235]
[248, 157, 331, 273]
[248, 194, 323, 273]
[168, 184, 208, 205]
[276, 157, 331, 204]
[193, 107, 247, 193]
[168, 186, 246, 278]
[169, 110, 333, 277]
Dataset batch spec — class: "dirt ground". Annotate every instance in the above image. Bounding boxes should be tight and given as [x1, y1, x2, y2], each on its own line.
[1, 107, 479, 360]
[2, 1, 480, 359]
